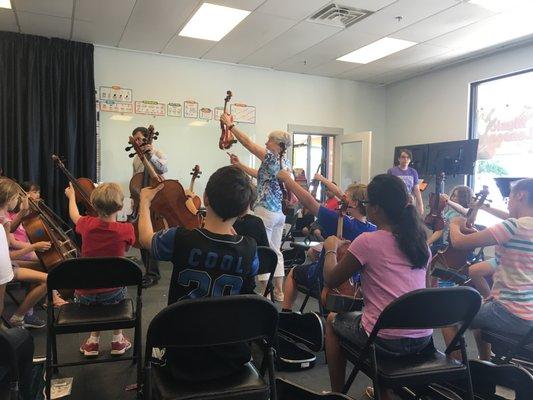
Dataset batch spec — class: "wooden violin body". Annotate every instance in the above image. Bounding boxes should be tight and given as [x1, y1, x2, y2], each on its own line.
[52, 155, 97, 216]
[424, 172, 446, 231]
[219, 90, 237, 150]
[151, 180, 201, 229]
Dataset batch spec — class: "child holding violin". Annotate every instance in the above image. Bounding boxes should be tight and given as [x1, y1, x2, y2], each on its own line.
[65, 182, 135, 357]
[323, 174, 431, 399]
[276, 170, 375, 312]
[138, 165, 259, 381]
[0, 178, 48, 329]
[449, 178, 533, 361]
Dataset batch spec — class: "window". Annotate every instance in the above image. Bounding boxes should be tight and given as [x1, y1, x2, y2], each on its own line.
[469, 69, 533, 225]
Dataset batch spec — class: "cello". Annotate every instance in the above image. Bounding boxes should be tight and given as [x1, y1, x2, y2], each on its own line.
[320, 196, 361, 308]
[424, 172, 446, 231]
[8, 179, 79, 270]
[219, 90, 237, 150]
[52, 155, 97, 216]
[430, 186, 490, 282]
[126, 136, 201, 229]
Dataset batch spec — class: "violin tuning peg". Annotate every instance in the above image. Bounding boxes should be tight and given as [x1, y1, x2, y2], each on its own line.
[125, 146, 132, 151]
[128, 153, 135, 158]
[153, 136, 158, 140]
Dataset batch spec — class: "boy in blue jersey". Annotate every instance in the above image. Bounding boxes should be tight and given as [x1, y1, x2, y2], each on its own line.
[277, 170, 376, 311]
[139, 165, 259, 381]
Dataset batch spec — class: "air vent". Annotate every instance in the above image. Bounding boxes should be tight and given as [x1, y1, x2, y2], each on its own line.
[308, 3, 373, 29]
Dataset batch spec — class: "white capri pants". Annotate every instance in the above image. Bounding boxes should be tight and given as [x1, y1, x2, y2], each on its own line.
[254, 206, 286, 281]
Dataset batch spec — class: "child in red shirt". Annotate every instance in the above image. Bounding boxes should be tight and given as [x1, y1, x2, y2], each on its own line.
[65, 182, 135, 358]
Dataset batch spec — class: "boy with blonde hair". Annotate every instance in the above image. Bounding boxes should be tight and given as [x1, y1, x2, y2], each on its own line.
[65, 182, 135, 357]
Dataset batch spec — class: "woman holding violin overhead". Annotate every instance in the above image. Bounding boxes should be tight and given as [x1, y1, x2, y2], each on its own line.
[220, 113, 291, 302]
[131, 126, 168, 288]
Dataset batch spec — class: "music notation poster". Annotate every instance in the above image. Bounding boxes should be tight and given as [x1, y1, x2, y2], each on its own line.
[100, 100, 133, 113]
[183, 100, 199, 118]
[214, 107, 224, 121]
[167, 103, 182, 117]
[99, 86, 133, 103]
[199, 107, 213, 120]
[135, 101, 166, 116]
[230, 103, 256, 124]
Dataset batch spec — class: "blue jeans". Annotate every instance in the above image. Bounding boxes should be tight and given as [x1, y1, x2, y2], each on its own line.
[333, 312, 432, 357]
[75, 287, 127, 305]
[470, 299, 533, 336]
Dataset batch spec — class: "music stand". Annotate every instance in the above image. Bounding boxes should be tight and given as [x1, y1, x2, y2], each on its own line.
[494, 177, 527, 199]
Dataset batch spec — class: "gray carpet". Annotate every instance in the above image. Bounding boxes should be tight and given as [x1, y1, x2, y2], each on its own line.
[3, 248, 481, 399]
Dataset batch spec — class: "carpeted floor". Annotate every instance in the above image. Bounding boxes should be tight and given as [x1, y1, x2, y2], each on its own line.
[3, 248, 481, 399]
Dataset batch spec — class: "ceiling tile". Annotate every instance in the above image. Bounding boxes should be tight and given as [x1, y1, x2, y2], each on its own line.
[17, 11, 71, 39]
[119, 0, 200, 52]
[427, 11, 533, 53]
[256, 0, 330, 20]
[393, 2, 496, 43]
[203, 12, 296, 63]
[73, 0, 135, 46]
[307, 60, 357, 77]
[336, 62, 394, 80]
[274, 29, 378, 73]
[240, 21, 341, 67]
[14, 0, 73, 18]
[347, 0, 459, 37]
[0, 8, 18, 32]
[163, 35, 215, 58]
[209, 0, 264, 11]
[371, 43, 451, 69]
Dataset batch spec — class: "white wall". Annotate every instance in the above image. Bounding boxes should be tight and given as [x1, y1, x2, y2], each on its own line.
[94, 46, 386, 212]
[383, 42, 533, 172]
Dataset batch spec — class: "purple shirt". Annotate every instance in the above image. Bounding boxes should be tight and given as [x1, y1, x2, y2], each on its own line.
[348, 230, 432, 340]
[387, 166, 419, 194]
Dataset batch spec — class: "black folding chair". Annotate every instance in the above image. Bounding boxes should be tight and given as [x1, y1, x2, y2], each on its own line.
[0, 330, 20, 399]
[257, 246, 277, 301]
[339, 287, 482, 400]
[481, 327, 533, 367]
[45, 257, 143, 399]
[276, 378, 351, 400]
[143, 295, 278, 400]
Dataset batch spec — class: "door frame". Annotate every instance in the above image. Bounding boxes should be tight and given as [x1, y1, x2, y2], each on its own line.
[334, 131, 372, 185]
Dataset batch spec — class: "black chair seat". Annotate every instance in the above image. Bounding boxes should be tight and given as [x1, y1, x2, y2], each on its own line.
[481, 329, 533, 360]
[340, 340, 466, 385]
[56, 298, 134, 327]
[151, 362, 269, 400]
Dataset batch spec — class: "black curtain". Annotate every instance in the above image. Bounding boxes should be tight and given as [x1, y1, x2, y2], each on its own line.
[0, 31, 96, 216]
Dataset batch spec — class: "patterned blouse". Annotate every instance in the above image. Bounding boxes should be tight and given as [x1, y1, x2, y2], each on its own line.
[256, 150, 291, 213]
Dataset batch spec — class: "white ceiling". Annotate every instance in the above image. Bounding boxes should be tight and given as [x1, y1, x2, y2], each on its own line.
[1, 0, 533, 85]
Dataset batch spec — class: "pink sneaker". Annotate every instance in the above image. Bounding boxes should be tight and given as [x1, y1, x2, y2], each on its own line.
[111, 336, 132, 356]
[80, 340, 99, 357]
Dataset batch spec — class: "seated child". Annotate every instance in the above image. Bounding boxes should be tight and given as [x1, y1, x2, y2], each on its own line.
[0, 178, 48, 329]
[323, 174, 432, 400]
[139, 165, 258, 381]
[65, 182, 135, 357]
[277, 170, 375, 311]
[449, 178, 533, 361]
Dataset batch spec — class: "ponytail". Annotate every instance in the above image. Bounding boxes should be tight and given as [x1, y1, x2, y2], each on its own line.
[367, 174, 429, 269]
[393, 204, 430, 269]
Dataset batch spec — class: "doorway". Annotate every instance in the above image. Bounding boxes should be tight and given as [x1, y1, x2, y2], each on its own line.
[334, 131, 372, 187]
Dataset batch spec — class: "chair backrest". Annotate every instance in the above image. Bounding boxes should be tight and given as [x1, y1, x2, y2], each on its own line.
[276, 378, 352, 400]
[0, 330, 18, 383]
[373, 287, 481, 332]
[257, 246, 278, 275]
[146, 295, 278, 349]
[47, 257, 142, 290]
[470, 360, 533, 400]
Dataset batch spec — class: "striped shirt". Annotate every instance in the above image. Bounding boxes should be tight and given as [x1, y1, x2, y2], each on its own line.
[488, 217, 533, 321]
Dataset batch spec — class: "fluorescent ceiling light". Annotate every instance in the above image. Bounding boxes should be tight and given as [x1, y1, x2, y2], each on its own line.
[0, 0, 12, 9]
[469, 0, 533, 13]
[179, 3, 250, 41]
[337, 37, 417, 64]
[110, 114, 133, 122]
